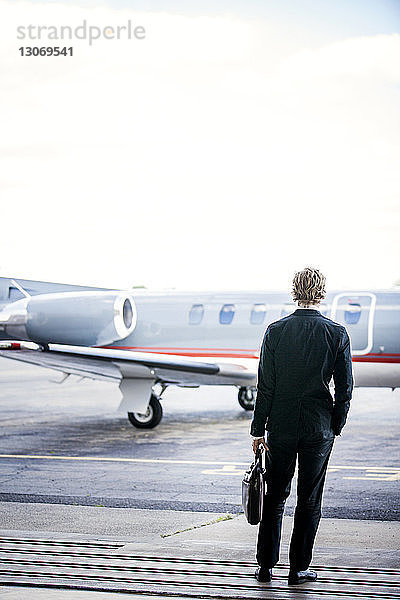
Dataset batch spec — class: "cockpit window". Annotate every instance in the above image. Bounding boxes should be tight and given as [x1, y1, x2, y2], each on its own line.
[219, 304, 235, 324]
[250, 303, 267, 324]
[189, 304, 204, 325]
[344, 301, 361, 325]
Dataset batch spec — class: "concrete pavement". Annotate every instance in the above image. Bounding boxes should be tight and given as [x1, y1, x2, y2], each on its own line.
[1, 502, 399, 598]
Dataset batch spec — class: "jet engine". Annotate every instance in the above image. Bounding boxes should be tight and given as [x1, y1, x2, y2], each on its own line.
[0, 291, 137, 346]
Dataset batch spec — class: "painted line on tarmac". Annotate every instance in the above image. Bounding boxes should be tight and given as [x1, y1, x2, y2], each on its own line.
[0, 454, 398, 469]
[0, 454, 399, 480]
[201, 465, 400, 480]
[0, 454, 248, 467]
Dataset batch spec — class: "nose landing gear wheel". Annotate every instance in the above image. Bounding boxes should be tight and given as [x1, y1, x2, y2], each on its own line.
[238, 386, 256, 411]
[128, 393, 163, 428]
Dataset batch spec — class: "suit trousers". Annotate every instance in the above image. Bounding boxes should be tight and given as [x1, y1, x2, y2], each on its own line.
[256, 429, 334, 571]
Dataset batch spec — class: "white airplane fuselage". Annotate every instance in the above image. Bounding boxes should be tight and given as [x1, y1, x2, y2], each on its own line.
[98, 289, 400, 389]
[0, 279, 399, 429]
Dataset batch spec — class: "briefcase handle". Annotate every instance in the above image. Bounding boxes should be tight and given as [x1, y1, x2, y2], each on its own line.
[255, 447, 267, 474]
[255, 447, 263, 465]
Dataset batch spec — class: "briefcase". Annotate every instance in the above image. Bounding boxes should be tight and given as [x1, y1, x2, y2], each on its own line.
[242, 449, 266, 525]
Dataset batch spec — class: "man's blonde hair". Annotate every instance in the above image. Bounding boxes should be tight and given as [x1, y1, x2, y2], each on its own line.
[292, 267, 326, 306]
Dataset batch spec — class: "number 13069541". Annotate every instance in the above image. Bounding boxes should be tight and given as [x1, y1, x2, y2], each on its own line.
[19, 47, 73, 56]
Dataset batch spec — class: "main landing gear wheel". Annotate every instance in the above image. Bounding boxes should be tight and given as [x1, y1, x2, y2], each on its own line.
[238, 387, 256, 411]
[127, 394, 163, 429]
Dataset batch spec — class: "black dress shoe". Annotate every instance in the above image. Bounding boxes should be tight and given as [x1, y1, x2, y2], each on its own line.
[288, 569, 317, 585]
[255, 567, 272, 582]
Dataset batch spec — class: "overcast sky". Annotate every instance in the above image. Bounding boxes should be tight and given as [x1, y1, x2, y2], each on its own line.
[1, 0, 399, 292]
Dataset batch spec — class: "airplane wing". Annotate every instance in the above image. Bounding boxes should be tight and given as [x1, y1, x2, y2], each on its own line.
[0, 342, 257, 387]
[0, 345, 122, 382]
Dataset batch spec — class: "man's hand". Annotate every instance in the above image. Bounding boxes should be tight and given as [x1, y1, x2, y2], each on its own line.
[252, 437, 269, 454]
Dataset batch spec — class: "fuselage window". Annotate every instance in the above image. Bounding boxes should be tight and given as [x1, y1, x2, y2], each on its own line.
[344, 301, 361, 325]
[250, 303, 267, 324]
[219, 304, 235, 325]
[189, 304, 204, 325]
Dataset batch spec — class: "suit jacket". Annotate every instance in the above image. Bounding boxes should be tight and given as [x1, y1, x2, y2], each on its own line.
[250, 308, 353, 437]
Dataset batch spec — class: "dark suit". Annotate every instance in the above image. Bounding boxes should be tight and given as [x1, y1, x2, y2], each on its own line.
[250, 308, 353, 571]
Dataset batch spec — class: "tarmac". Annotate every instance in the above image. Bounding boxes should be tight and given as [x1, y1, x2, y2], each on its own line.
[0, 502, 399, 599]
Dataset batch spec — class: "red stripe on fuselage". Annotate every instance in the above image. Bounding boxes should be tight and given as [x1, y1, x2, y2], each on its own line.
[352, 355, 400, 363]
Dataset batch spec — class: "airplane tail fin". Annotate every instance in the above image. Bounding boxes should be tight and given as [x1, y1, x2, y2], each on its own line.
[10, 279, 31, 298]
[0, 277, 109, 304]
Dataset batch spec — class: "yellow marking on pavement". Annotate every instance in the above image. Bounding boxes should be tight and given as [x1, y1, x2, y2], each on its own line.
[343, 468, 400, 482]
[0, 455, 398, 481]
[0, 454, 248, 467]
[344, 477, 400, 481]
[200, 465, 400, 479]
[327, 465, 400, 471]
[202, 465, 244, 476]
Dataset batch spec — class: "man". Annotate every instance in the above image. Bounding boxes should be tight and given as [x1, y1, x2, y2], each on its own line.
[250, 266, 353, 586]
